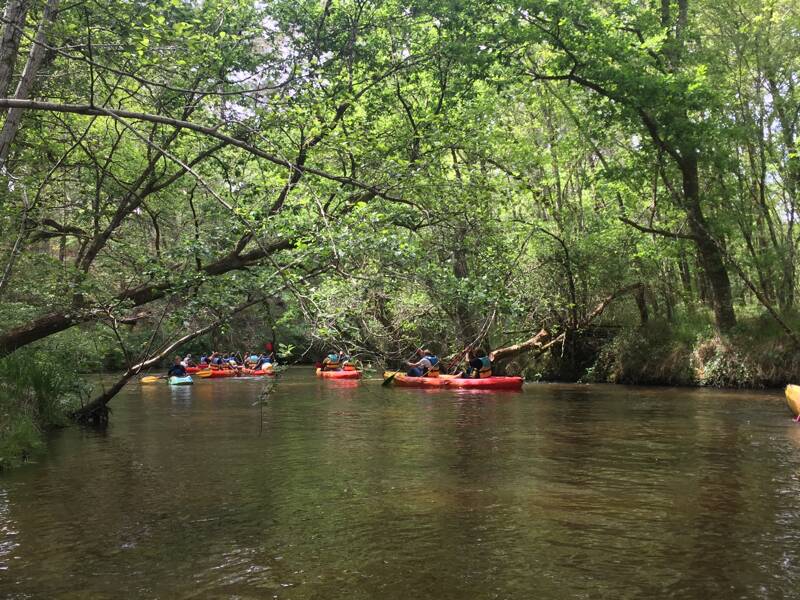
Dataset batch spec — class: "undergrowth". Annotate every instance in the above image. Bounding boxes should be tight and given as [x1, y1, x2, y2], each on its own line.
[0, 349, 88, 470]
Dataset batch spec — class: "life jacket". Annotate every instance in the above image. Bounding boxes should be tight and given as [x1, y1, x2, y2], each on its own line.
[424, 355, 440, 377]
[478, 356, 492, 378]
[323, 353, 340, 370]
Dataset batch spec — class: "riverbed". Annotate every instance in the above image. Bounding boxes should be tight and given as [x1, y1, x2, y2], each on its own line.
[1, 369, 797, 598]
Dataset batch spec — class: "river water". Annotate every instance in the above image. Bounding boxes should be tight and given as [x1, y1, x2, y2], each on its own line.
[1, 368, 798, 598]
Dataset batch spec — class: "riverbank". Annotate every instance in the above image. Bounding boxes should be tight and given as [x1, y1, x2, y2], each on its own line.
[522, 314, 800, 389]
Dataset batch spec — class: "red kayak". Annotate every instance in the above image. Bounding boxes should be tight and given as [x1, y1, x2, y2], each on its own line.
[383, 371, 523, 390]
[186, 365, 205, 374]
[196, 368, 238, 379]
[316, 368, 362, 379]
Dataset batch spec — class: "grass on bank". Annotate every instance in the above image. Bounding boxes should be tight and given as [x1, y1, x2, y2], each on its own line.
[587, 309, 800, 388]
[0, 349, 86, 470]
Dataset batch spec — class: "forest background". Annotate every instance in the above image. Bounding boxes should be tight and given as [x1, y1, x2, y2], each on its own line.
[1, 0, 799, 464]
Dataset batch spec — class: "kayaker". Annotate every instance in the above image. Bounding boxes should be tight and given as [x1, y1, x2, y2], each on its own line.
[182, 353, 195, 367]
[465, 349, 492, 379]
[406, 349, 440, 377]
[246, 351, 260, 368]
[199, 354, 209, 366]
[256, 354, 273, 370]
[167, 356, 187, 378]
[321, 352, 342, 371]
[340, 351, 356, 371]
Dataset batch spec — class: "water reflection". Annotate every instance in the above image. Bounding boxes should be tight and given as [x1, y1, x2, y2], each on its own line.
[0, 373, 798, 598]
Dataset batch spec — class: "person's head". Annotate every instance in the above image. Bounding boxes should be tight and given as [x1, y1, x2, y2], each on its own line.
[173, 355, 181, 364]
[475, 348, 486, 358]
[423, 349, 433, 356]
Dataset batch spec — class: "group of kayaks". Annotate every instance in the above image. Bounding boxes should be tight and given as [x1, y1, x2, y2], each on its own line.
[145, 364, 275, 386]
[148, 364, 524, 390]
[314, 366, 523, 389]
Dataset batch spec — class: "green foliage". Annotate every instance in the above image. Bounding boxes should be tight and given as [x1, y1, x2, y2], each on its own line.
[0, 350, 87, 468]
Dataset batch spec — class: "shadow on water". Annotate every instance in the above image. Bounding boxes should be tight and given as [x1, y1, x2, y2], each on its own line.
[1, 371, 799, 598]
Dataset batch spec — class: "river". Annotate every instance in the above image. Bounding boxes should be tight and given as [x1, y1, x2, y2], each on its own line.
[1, 368, 798, 598]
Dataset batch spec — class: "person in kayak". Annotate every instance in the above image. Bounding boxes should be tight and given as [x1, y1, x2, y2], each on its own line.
[256, 353, 273, 370]
[340, 352, 357, 371]
[406, 349, 440, 377]
[465, 349, 492, 379]
[167, 356, 187, 378]
[321, 351, 342, 371]
[182, 353, 195, 367]
[199, 354, 209, 366]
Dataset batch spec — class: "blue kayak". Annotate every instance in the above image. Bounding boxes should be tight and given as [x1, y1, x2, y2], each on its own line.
[168, 375, 193, 386]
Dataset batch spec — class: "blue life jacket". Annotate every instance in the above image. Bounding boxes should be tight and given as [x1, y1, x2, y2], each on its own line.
[477, 356, 492, 378]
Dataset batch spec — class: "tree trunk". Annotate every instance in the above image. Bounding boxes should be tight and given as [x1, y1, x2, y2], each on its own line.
[0, 0, 60, 169]
[681, 155, 736, 333]
[0, 0, 30, 99]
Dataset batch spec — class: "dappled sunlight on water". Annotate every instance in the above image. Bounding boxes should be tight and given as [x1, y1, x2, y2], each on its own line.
[1, 371, 798, 598]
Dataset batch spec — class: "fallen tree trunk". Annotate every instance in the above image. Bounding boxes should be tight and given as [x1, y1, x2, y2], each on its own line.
[489, 283, 643, 363]
[489, 328, 551, 363]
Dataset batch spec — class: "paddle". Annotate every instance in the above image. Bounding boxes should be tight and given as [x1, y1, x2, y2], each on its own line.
[444, 343, 473, 377]
[382, 370, 400, 386]
[141, 375, 166, 384]
[383, 348, 423, 386]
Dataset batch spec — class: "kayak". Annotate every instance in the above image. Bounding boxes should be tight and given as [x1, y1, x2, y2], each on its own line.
[316, 368, 362, 379]
[196, 369, 238, 379]
[786, 384, 800, 418]
[168, 375, 193, 386]
[186, 366, 204, 374]
[383, 371, 523, 390]
[241, 367, 275, 377]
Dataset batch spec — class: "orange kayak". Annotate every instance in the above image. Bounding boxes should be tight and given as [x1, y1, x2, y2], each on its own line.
[241, 367, 275, 377]
[383, 371, 523, 390]
[316, 368, 361, 379]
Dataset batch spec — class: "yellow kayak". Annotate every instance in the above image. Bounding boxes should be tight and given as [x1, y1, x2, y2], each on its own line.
[786, 384, 800, 418]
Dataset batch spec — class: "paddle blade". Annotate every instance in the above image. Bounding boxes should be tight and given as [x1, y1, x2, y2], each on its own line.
[382, 371, 400, 387]
[196, 370, 213, 378]
[140, 376, 162, 384]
